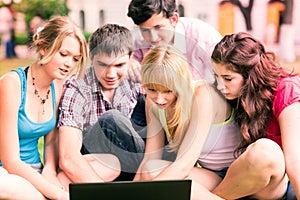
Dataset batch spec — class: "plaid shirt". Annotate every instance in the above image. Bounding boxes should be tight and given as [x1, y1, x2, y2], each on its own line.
[58, 66, 144, 133]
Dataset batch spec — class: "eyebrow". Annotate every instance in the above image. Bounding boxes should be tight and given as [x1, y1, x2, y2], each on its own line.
[97, 61, 108, 66]
[221, 74, 233, 77]
[97, 61, 127, 66]
[61, 49, 81, 57]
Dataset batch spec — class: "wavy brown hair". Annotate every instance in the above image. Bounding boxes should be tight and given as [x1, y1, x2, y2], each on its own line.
[211, 32, 294, 154]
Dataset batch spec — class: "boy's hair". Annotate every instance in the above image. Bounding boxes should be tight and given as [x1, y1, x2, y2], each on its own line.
[32, 16, 88, 78]
[127, 0, 177, 25]
[88, 24, 133, 57]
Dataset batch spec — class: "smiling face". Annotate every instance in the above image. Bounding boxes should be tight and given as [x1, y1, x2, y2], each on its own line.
[139, 12, 178, 47]
[213, 63, 244, 100]
[145, 83, 177, 109]
[91, 52, 130, 92]
[42, 36, 81, 80]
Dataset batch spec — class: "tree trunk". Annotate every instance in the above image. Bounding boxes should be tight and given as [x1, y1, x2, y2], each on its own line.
[231, 0, 254, 31]
[279, 0, 295, 62]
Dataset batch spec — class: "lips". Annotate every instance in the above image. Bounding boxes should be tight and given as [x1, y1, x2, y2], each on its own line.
[156, 103, 167, 109]
[222, 93, 229, 97]
[59, 68, 69, 76]
[105, 79, 117, 85]
[151, 41, 161, 46]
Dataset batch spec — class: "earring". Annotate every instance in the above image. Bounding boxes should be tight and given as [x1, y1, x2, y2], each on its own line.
[38, 55, 43, 66]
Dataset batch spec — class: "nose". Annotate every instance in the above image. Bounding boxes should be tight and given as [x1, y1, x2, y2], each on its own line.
[104, 66, 117, 78]
[216, 78, 225, 91]
[155, 92, 165, 104]
[64, 57, 73, 68]
[149, 29, 159, 43]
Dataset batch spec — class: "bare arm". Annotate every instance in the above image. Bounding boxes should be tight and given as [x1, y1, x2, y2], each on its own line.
[154, 84, 216, 180]
[279, 101, 300, 199]
[134, 96, 165, 180]
[42, 80, 63, 187]
[58, 126, 105, 182]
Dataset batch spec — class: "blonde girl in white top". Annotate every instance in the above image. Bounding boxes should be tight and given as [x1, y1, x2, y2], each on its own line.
[134, 44, 241, 200]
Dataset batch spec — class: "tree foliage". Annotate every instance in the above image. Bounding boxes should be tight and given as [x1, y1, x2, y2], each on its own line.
[15, 0, 69, 24]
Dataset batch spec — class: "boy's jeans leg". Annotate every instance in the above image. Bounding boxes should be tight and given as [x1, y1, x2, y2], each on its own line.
[82, 110, 145, 180]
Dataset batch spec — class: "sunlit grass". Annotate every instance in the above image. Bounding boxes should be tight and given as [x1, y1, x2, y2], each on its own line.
[0, 58, 34, 76]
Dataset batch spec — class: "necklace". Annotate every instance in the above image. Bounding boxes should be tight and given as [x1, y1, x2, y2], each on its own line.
[31, 73, 51, 114]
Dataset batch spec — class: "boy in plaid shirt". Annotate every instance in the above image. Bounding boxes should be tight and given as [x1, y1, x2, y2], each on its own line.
[58, 24, 146, 186]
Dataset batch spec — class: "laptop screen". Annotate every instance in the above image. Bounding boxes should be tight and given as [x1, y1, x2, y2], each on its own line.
[69, 179, 191, 200]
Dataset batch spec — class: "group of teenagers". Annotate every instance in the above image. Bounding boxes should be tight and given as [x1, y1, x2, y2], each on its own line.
[0, 0, 300, 199]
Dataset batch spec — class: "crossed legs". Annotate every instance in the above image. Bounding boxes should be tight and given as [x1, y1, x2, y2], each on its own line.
[213, 138, 287, 200]
[137, 138, 287, 200]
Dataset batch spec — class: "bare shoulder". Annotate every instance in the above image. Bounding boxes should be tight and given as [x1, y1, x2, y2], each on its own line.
[0, 71, 21, 93]
[0, 71, 21, 109]
[193, 82, 214, 98]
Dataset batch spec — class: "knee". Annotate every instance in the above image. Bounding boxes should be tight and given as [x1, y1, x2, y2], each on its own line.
[108, 155, 121, 179]
[101, 110, 129, 127]
[85, 154, 121, 181]
[244, 138, 284, 169]
[0, 174, 44, 200]
[0, 167, 8, 175]
[102, 110, 123, 120]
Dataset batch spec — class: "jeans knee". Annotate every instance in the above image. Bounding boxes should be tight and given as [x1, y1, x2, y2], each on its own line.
[102, 109, 122, 120]
[101, 110, 130, 126]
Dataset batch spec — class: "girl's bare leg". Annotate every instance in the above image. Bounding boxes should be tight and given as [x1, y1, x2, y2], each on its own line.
[0, 168, 45, 200]
[213, 138, 287, 200]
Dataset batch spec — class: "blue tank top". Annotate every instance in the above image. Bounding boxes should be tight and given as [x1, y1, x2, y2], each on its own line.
[1, 67, 56, 165]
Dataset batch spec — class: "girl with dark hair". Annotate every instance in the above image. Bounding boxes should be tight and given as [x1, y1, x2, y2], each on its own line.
[212, 32, 299, 199]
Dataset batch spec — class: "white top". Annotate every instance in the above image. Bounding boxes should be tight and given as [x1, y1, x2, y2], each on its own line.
[158, 108, 242, 170]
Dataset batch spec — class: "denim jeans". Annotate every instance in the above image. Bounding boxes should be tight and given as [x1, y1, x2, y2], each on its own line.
[82, 110, 146, 181]
[131, 96, 146, 127]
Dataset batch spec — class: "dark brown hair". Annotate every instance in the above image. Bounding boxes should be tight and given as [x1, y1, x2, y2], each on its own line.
[211, 32, 294, 154]
[127, 0, 177, 25]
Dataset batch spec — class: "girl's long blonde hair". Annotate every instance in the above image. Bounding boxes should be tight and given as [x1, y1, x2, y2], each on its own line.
[142, 45, 193, 152]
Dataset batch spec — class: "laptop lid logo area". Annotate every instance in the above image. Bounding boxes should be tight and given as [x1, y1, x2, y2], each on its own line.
[69, 179, 191, 200]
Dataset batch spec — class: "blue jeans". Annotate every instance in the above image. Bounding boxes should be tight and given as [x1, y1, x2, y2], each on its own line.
[131, 96, 146, 127]
[5, 40, 16, 58]
[82, 110, 146, 181]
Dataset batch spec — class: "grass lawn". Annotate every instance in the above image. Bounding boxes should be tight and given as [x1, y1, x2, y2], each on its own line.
[0, 58, 34, 76]
[1, 55, 300, 77]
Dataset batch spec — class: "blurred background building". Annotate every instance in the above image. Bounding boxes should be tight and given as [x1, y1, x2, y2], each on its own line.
[66, 0, 299, 42]
[1, 0, 299, 61]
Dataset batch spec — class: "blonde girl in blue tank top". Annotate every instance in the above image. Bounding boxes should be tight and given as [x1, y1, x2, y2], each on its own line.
[134, 45, 241, 200]
[0, 16, 88, 200]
